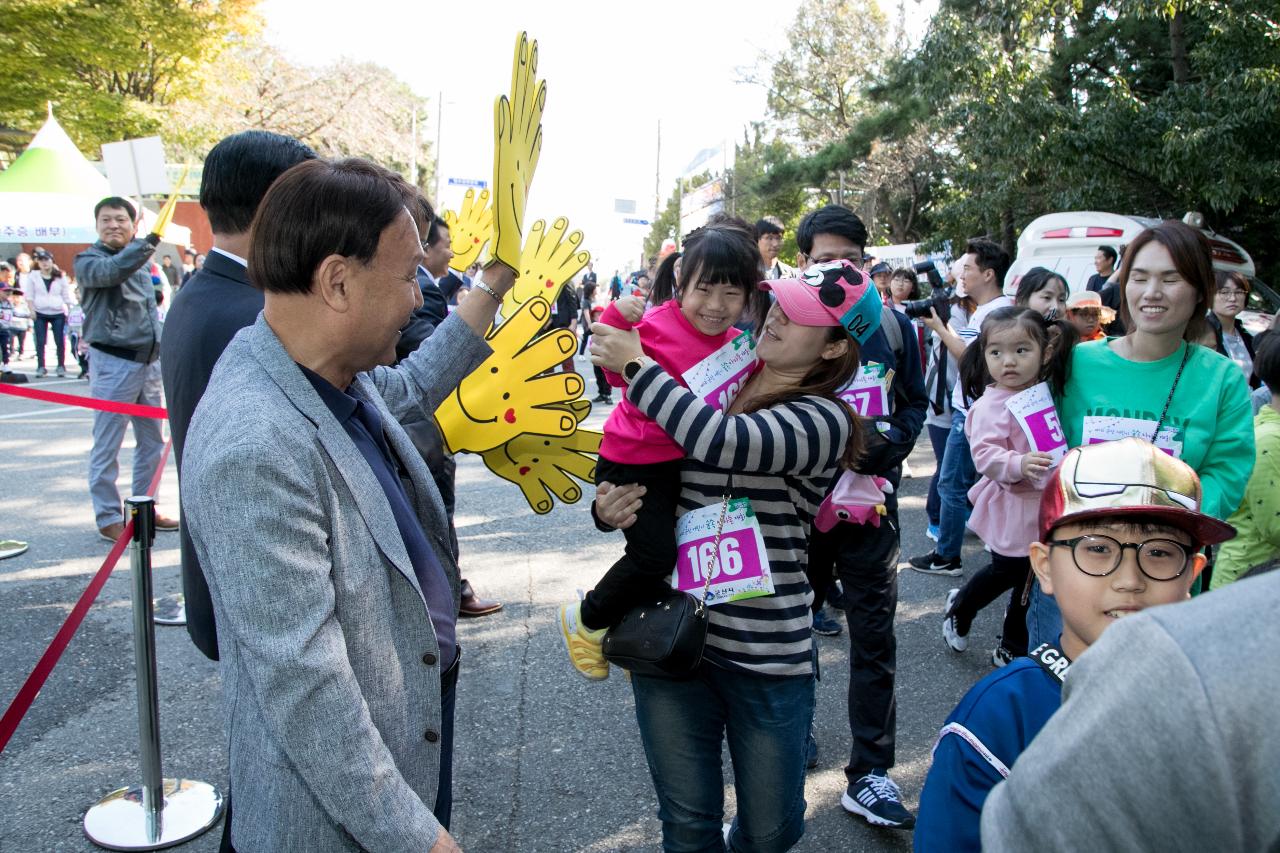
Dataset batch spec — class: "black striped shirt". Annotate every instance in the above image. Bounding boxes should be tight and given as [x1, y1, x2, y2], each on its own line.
[628, 362, 852, 676]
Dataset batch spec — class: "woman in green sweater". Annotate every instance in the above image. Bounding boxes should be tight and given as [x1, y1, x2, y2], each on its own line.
[1028, 221, 1255, 646]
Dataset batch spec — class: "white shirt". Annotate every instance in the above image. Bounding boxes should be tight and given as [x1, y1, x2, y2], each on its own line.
[950, 295, 1014, 413]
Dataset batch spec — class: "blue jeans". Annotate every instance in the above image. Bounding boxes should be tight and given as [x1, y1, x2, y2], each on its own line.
[87, 349, 165, 528]
[1026, 579, 1063, 650]
[631, 664, 815, 852]
[937, 409, 977, 560]
[925, 423, 949, 528]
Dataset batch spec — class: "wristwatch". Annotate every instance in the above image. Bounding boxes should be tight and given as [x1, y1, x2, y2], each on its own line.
[622, 356, 649, 384]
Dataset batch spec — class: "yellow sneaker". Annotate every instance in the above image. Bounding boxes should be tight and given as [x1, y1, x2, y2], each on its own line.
[559, 602, 609, 680]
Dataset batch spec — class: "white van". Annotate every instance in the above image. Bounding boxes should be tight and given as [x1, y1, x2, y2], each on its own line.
[1007, 210, 1275, 332]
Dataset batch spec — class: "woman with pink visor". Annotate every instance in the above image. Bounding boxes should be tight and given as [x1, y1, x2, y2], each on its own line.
[589, 259, 880, 852]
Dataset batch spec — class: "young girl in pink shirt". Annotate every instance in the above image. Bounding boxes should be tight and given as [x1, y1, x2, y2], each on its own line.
[559, 220, 767, 679]
[942, 307, 1077, 666]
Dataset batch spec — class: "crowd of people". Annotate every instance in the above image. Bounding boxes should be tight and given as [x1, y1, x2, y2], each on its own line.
[3, 121, 1279, 852]
[565, 209, 1278, 851]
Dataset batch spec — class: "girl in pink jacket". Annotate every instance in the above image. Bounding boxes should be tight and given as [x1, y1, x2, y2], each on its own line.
[559, 219, 768, 679]
[942, 307, 1076, 666]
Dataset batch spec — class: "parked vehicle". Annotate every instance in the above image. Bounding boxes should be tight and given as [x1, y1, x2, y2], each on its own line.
[1008, 210, 1275, 333]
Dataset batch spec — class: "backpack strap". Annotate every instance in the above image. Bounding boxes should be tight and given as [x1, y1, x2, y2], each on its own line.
[880, 304, 903, 358]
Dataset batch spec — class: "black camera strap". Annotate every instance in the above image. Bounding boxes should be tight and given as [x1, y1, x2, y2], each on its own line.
[1028, 641, 1072, 685]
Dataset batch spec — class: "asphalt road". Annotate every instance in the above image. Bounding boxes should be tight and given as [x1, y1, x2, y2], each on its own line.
[0, 348, 1005, 852]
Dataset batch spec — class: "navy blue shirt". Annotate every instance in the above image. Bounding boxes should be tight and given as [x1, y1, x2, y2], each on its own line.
[914, 656, 1065, 852]
[299, 365, 457, 670]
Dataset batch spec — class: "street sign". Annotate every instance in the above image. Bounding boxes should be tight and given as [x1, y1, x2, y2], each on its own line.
[614, 198, 637, 214]
[447, 177, 488, 188]
[623, 217, 650, 226]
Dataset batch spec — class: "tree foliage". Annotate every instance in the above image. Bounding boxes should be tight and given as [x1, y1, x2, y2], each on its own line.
[0, 0, 260, 150]
[168, 40, 433, 191]
[0, 1, 431, 191]
[750, 0, 1280, 280]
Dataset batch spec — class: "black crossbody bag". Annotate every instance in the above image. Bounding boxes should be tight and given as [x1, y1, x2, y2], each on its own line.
[602, 481, 733, 678]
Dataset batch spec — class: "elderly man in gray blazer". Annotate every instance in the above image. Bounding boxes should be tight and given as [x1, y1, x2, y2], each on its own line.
[181, 158, 566, 852]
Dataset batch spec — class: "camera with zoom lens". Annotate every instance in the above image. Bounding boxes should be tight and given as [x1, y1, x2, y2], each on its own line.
[901, 259, 953, 320]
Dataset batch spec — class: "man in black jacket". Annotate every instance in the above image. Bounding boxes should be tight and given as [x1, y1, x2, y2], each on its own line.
[161, 131, 317, 662]
[797, 205, 928, 830]
[400, 212, 502, 618]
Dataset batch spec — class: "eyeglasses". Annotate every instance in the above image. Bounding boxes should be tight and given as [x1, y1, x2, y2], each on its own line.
[1217, 289, 1246, 299]
[1047, 535, 1193, 581]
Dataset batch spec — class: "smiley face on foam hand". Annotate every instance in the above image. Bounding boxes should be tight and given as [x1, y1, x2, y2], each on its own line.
[434, 296, 584, 455]
[479, 406, 601, 514]
[498, 217, 590, 323]
[442, 188, 493, 271]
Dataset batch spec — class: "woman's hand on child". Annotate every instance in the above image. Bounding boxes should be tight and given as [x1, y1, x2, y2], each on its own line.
[594, 481, 646, 530]
[616, 295, 645, 324]
[589, 322, 643, 372]
[1020, 451, 1054, 482]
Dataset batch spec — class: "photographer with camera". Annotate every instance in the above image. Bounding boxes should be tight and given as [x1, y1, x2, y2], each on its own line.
[908, 240, 1012, 577]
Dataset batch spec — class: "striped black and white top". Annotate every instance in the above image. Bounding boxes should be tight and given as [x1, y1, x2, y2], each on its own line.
[628, 362, 853, 677]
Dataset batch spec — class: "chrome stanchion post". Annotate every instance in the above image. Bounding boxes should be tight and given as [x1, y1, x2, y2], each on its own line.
[83, 496, 224, 851]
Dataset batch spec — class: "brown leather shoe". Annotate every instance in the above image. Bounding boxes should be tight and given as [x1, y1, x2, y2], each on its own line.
[98, 521, 126, 543]
[458, 579, 502, 618]
[154, 514, 180, 531]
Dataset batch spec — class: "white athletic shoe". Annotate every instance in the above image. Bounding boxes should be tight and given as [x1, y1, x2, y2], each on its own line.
[942, 588, 968, 652]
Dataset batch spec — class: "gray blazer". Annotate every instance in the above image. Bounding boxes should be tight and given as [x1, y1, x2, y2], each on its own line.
[182, 312, 489, 852]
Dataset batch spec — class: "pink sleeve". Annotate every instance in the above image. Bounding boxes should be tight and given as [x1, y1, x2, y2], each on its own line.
[965, 398, 1027, 485]
[599, 301, 635, 331]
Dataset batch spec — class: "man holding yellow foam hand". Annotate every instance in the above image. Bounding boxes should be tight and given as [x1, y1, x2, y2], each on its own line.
[74, 194, 179, 542]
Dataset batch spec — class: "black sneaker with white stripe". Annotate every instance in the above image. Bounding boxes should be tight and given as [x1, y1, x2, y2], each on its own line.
[907, 550, 963, 577]
[842, 770, 916, 829]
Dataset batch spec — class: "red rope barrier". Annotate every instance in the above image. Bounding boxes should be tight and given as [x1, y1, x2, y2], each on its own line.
[0, 382, 168, 419]
[0, 438, 173, 753]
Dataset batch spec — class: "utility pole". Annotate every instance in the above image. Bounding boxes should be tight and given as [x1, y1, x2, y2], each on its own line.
[654, 119, 662, 222]
[434, 90, 443, 203]
[409, 107, 418, 187]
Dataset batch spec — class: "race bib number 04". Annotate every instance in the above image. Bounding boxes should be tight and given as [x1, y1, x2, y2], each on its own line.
[682, 332, 757, 412]
[671, 497, 773, 605]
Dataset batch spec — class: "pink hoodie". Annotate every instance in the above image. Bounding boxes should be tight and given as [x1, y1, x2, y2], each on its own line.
[598, 300, 753, 465]
[964, 384, 1046, 557]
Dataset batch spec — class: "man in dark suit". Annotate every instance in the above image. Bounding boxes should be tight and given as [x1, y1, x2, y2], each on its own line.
[161, 130, 318, 663]
[407, 214, 502, 618]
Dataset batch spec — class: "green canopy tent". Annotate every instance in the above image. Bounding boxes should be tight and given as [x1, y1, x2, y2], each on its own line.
[0, 108, 188, 246]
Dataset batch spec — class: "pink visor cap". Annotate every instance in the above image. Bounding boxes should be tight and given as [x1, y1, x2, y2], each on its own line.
[760, 260, 883, 344]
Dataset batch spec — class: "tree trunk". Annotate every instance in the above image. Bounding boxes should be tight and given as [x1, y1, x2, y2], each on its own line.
[1002, 208, 1016, 256]
[1169, 10, 1190, 85]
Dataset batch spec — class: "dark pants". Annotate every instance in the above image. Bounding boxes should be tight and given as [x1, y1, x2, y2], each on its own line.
[948, 551, 1030, 656]
[433, 646, 461, 828]
[580, 456, 683, 631]
[33, 312, 66, 369]
[593, 364, 611, 400]
[10, 328, 25, 355]
[808, 511, 900, 777]
[0, 326, 9, 363]
[925, 423, 949, 528]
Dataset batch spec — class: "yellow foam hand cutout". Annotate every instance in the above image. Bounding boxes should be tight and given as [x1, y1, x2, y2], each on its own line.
[479, 402, 602, 514]
[435, 295, 583, 454]
[442, 188, 493, 271]
[489, 31, 545, 272]
[498, 217, 590, 323]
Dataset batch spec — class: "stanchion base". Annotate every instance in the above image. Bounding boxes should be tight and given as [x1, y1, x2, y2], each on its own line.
[83, 778, 224, 851]
[152, 594, 186, 626]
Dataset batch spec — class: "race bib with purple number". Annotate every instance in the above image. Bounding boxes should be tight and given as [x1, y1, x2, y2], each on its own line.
[670, 497, 773, 605]
[682, 331, 757, 412]
[1004, 383, 1068, 461]
[838, 362, 892, 418]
